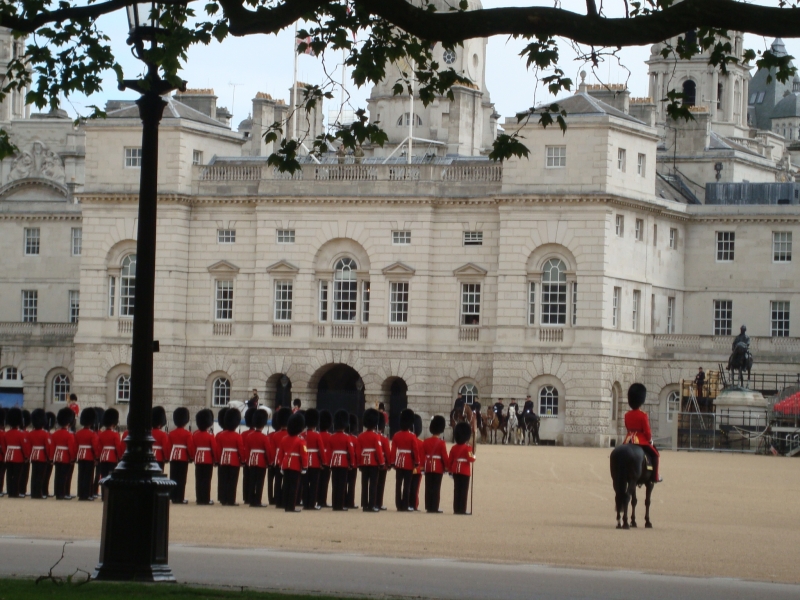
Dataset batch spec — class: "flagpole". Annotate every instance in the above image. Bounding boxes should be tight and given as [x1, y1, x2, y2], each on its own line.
[292, 22, 299, 142]
[408, 61, 414, 165]
[340, 48, 346, 124]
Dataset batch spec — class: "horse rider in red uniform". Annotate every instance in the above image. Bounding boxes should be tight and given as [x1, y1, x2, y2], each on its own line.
[623, 383, 662, 483]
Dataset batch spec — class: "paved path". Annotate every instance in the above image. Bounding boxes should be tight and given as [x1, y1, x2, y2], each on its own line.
[1, 537, 799, 600]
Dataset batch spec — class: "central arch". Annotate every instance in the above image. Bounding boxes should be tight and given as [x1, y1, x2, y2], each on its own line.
[316, 364, 365, 426]
[381, 377, 408, 437]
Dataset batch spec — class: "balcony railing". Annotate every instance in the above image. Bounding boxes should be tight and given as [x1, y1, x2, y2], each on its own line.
[272, 323, 292, 337]
[651, 334, 800, 354]
[387, 325, 408, 340]
[459, 327, 480, 342]
[0, 322, 78, 339]
[118, 319, 133, 334]
[332, 325, 354, 339]
[213, 322, 232, 336]
[539, 328, 564, 342]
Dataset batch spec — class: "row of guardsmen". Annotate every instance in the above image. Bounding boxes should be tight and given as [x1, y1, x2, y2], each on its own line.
[1, 404, 476, 514]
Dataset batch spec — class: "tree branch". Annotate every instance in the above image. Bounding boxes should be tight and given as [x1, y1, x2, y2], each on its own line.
[217, 0, 329, 37]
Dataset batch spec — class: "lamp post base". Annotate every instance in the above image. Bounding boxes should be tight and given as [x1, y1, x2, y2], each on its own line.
[94, 474, 177, 582]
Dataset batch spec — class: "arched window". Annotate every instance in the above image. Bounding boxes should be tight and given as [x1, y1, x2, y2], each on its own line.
[397, 113, 422, 127]
[459, 383, 478, 404]
[212, 377, 231, 407]
[541, 259, 567, 325]
[53, 374, 70, 403]
[611, 383, 621, 421]
[0, 366, 21, 381]
[120, 254, 136, 317]
[682, 80, 696, 107]
[116, 375, 131, 404]
[667, 390, 680, 422]
[539, 385, 559, 417]
[333, 258, 358, 322]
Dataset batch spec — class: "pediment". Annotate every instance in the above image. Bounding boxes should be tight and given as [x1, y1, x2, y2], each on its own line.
[0, 178, 68, 201]
[453, 262, 488, 277]
[381, 261, 415, 276]
[266, 259, 299, 274]
[207, 260, 240, 275]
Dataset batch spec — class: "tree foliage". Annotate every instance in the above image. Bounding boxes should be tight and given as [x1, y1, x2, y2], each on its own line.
[0, 0, 798, 168]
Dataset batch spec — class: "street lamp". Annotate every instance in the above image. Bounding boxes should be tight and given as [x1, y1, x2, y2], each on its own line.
[94, 1, 184, 582]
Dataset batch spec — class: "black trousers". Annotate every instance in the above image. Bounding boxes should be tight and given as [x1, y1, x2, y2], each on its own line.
[5, 463, 23, 498]
[453, 473, 470, 514]
[395, 468, 413, 511]
[20, 462, 30, 496]
[170, 461, 189, 503]
[241, 465, 251, 505]
[77, 461, 95, 500]
[346, 468, 358, 508]
[273, 469, 284, 508]
[282, 469, 301, 511]
[44, 463, 53, 497]
[54, 463, 72, 499]
[376, 468, 388, 508]
[360, 466, 379, 510]
[411, 472, 422, 510]
[250, 466, 267, 506]
[424, 472, 443, 512]
[0, 462, 5, 494]
[267, 466, 276, 505]
[65, 463, 74, 496]
[92, 462, 102, 497]
[30, 462, 48, 499]
[304, 467, 320, 509]
[195, 464, 213, 504]
[330, 467, 349, 510]
[218, 465, 240, 505]
[317, 466, 331, 507]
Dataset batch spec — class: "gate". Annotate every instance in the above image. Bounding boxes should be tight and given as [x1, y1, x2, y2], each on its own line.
[317, 390, 364, 427]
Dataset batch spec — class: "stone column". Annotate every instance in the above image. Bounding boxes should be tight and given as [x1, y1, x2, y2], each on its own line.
[711, 70, 719, 121]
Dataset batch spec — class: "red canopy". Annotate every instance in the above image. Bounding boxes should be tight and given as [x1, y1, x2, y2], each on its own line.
[774, 392, 800, 415]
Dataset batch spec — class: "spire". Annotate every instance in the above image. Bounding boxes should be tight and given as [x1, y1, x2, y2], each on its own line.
[771, 38, 787, 57]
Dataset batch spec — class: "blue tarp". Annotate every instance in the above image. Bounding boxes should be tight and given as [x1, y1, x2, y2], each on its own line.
[0, 391, 24, 408]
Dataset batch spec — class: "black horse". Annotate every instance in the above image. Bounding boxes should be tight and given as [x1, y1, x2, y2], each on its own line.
[609, 444, 654, 529]
[728, 342, 753, 387]
[520, 401, 540, 445]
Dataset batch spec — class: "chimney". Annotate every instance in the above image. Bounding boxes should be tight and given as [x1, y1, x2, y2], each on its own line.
[174, 88, 217, 120]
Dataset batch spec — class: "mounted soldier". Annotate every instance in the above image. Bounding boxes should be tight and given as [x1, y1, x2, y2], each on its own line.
[728, 325, 754, 387]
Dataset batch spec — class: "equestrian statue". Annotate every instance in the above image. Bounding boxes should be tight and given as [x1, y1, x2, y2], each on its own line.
[727, 325, 754, 388]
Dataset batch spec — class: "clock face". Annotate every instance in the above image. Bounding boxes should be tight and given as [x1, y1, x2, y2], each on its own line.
[443, 49, 457, 65]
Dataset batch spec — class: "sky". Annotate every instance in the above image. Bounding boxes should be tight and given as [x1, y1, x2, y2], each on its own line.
[60, 1, 800, 129]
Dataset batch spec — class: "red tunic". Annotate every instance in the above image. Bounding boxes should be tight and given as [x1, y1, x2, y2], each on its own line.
[379, 434, 391, 470]
[277, 434, 308, 472]
[192, 430, 217, 465]
[269, 430, 287, 466]
[216, 430, 246, 467]
[51, 428, 77, 464]
[356, 431, 386, 467]
[624, 408, 659, 456]
[68, 403, 80, 418]
[28, 429, 53, 462]
[422, 436, 448, 474]
[0, 429, 5, 464]
[305, 430, 326, 469]
[328, 432, 356, 468]
[168, 427, 195, 462]
[448, 443, 475, 476]
[97, 430, 124, 463]
[152, 428, 172, 463]
[75, 428, 99, 461]
[414, 437, 425, 474]
[390, 431, 422, 471]
[244, 431, 274, 468]
[3, 428, 31, 463]
[318, 430, 332, 467]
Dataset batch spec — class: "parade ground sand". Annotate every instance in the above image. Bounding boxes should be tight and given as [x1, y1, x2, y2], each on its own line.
[1, 445, 798, 584]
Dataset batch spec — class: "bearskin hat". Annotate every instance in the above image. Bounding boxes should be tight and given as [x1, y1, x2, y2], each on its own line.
[429, 415, 446, 436]
[348, 413, 359, 435]
[224, 407, 242, 432]
[0, 408, 5, 428]
[276, 407, 292, 430]
[399, 408, 415, 431]
[253, 408, 269, 430]
[413, 414, 423, 437]
[22, 409, 31, 428]
[30, 408, 46, 430]
[244, 407, 256, 428]
[69, 393, 77, 402]
[93, 407, 105, 431]
[6, 407, 23, 428]
[102, 408, 120, 428]
[363, 408, 379, 430]
[454, 421, 472, 445]
[628, 383, 647, 410]
[46, 411, 57, 431]
[378, 402, 386, 411]
[196, 408, 213, 432]
[377, 411, 386, 433]
[152, 406, 167, 429]
[217, 407, 229, 429]
[287, 412, 306, 436]
[333, 409, 349, 432]
[305, 408, 320, 429]
[79, 407, 96, 427]
[318, 409, 332, 433]
[171, 407, 189, 428]
[57, 407, 75, 428]
[292, 398, 301, 408]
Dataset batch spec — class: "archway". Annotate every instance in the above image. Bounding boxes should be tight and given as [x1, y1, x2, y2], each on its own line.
[316, 364, 365, 427]
[266, 373, 292, 410]
[382, 377, 408, 437]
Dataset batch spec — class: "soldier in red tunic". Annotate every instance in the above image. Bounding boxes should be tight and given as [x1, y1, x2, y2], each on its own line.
[328, 410, 355, 511]
[168, 407, 195, 504]
[3, 407, 31, 498]
[316, 409, 333, 508]
[19, 409, 32, 496]
[411, 414, 424, 511]
[376, 412, 391, 511]
[356, 408, 386, 512]
[216, 408, 246, 506]
[422, 415, 448, 513]
[51, 408, 77, 500]
[193, 409, 217, 505]
[240, 408, 256, 505]
[269, 407, 291, 508]
[302, 408, 325, 510]
[151, 406, 172, 474]
[246, 409, 273, 507]
[449, 421, 475, 515]
[0, 408, 6, 496]
[390, 409, 422, 512]
[276, 412, 308, 512]
[28, 409, 53, 499]
[623, 383, 662, 483]
[75, 407, 99, 501]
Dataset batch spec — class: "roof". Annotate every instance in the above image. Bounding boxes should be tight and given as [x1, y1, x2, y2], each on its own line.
[106, 96, 229, 129]
[770, 92, 800, 119]
[540, 92, 646, 125]
[708, 131, 759, 156]
[748, 38, 796, 130]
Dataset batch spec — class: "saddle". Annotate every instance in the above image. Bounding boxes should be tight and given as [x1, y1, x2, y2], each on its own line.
[623, 434, 654, 471]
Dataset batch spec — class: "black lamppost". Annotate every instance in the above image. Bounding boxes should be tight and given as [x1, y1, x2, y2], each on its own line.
[94, 1, 183, 582]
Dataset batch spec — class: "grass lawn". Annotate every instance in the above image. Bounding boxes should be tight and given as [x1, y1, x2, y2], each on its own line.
[0, 578, 357, 600]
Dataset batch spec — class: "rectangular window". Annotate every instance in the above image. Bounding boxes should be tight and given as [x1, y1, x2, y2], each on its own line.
[274, 281, 293, 321]
[108, 276, 116, 317]
[669, 228, 678, 249]
[192, 150, 203, 166]
[545, 145, 566, 168]
[572, 282, 577, 326]
[612, 287, 621, 328]
[333, 275, 358, 322]
[617, 148, 627, 172]
[69, 290, 80, 324]
[632, 290, 641, 332]
[392, 230, 411, 245]
[615, 215, 624, 237]
[460, 283, 481, 325]
[668, 297, 676, 334]
[637, 153, 646, 176]
[653, 224, 658, 246]
[773, 232, 792, 262]
[635, 219, 643, 242]
[217, 229, 236, 244]
[771, 301, 790, 337]
[716, 231, 735, 261]
[22, 290, 38, 323]
[215, 280, 234, 321]
[120, 270, 135, 317]
[541, 279, 567, 325]
[71, 228, 82, 256]
[361, 281, 371, 323]
[277, 229, 295, 244]
[463, 231, 483, 246]
[713, 300, 732, 336]
[390, 282, 409, 324]
[124, 147, 142, 168]
[24, 227, 40, 256]
[318, 281, 329, 322]
[528, 282, 536, 326]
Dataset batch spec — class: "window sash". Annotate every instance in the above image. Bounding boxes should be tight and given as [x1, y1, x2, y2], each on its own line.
[215, 281, 234, 321]
[52, 374, 70, 403]
[24, 228, 40, 255]
[463, 231, 483, 246]
[632, 290, 640, 331]
[333, 279, 358, 322]
[716, 231, 735, 261]
[615, 215, 624, 237]
[545, 146, 566, 167]
[713, 300, 732, 336]
[637, 153, 646, 176]
[392, 231, 411, 245]
[773, 232, 792, 262]
[612, 287, 620, 328]
[120, 273, 135, 317]
[22, 290, 38, 323]
[69, 290, 80, 324]
[667, 297, 676, 334]
[390, 282, 409, 324]
[572, 282, 577, 326]
[108, 276, 116, 317]
[635, 219, 643, 241]
[617, 148, 626, 172]
[669, 228, 678, 249]
[541, 283, 567, 325]
[71, 228, 82, 256]
[528, 282, 536, 325]
[667, 391, 680, 423]
[277, 229, 296, 244]
[217, 229, 236, 244]
[124, 147, 142, 167]
[274, 281, 293, 321]
[460, 283, 481, 325]
[361, 281, 370, 323]
[319, 281, 329, 322]
[539, 386, 559, 417]
[771, 301, 790, 337]
[116, 375, 131, 404]
[212, 378, 231, 407]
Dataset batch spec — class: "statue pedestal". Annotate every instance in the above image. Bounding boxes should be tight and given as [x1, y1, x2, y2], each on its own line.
[714, 388, 769, 435]
[715, 387, 768, 411]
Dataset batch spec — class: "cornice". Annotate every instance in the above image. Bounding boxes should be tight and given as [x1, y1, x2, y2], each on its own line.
[0, 212, 81, 221]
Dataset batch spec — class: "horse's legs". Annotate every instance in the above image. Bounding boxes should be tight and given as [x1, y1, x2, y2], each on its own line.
[644, 482, 653, 528]
[621, 482, 632, 529]
[630, 485, 638, 528]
